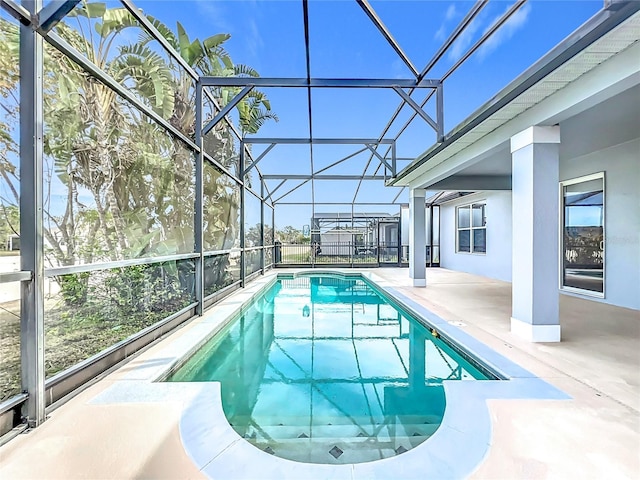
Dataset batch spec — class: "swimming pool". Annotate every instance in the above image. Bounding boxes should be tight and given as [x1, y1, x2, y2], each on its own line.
[167, 273, 497, 464]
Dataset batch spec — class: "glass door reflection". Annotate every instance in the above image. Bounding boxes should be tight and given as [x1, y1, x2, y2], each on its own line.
[561, 174, 604, 295]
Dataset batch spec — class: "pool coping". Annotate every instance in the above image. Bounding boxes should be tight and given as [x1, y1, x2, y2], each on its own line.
[89, 270, 570, 479]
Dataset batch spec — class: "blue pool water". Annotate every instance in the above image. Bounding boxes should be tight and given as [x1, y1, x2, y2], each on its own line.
[167, 274, 494, 464]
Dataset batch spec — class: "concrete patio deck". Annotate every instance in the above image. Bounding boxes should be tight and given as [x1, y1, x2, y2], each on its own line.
[0, 268, 638, 479]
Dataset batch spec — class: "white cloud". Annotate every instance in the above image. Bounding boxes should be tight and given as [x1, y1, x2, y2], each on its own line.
[445, 4, 457, 21]
[193, 0, 231, 32]
[245, 17, 264, 62]
[435, 24, 447, 42]
[477, 3, 532, 60]
[447, 13, 483, 62]
[434, 3, 458, 41]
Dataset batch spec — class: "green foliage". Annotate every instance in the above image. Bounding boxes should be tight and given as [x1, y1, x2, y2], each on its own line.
[136, 12, 277, 137]
[114, 43, 175, 117]
[0, 205, 18, 250]
[0, 4, 278, 396]
[245, 223, 263, 247]
[204, 254, 236, 296]
[277, 226, 307, 244]
[58, 272, 90, 306]
[43, 260, 195, 378]
[0, 3, 277, 269]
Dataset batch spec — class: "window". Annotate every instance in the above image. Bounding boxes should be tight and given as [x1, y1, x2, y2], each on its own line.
[456, 203, 486, 253]
[561, 173, 604, 296]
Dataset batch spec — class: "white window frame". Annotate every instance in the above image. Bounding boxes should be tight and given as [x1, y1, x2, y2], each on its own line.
[455, 202, 486, 255]
[559, 172, 605, 298]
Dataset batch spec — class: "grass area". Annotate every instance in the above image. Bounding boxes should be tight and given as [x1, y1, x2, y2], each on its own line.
[0, 261, 198, 402]
[0, 294, 194, 402]
[280, 254, 380, 264]
[282, 252, 311, 263]
[278, 244, 396, 265]
[0, 259, 246, 402]
[280, 245, 380, 265]
[0, 300, 20, 402]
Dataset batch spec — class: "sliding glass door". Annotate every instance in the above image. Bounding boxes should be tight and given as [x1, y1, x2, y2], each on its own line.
[561, 173, 605, 296]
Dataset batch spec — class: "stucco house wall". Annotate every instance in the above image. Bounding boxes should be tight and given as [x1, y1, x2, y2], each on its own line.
[439, 191, 513, 283]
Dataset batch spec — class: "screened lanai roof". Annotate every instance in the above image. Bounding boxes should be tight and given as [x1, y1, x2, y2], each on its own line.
[3, 0, 635, 216]
[2, 0, 639, 435]
[183, 0, 633, 212]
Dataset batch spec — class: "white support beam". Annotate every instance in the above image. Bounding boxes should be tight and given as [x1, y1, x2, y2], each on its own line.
[510, 126, 561, 342]
[409, 188, 427, 287]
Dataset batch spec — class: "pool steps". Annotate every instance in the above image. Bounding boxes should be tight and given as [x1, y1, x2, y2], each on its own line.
[245, 433, 435, 464]
[229, 415, 439, 463]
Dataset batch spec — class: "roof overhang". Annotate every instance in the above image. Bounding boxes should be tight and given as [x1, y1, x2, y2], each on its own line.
[390, 2, 640, 189]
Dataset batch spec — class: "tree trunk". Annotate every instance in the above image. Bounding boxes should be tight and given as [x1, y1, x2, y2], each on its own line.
[90, 189, 116, 259]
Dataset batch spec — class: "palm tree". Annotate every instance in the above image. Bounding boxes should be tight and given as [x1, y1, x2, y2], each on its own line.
[2, 1, 277, 297]
[124, 15, 278, 289]
[44, 2, 278, 261]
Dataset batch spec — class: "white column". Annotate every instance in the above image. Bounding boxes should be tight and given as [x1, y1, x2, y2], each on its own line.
[409, 188, 426, 287]
[510, 126, 561, 342]
[408, 322, 426, 386]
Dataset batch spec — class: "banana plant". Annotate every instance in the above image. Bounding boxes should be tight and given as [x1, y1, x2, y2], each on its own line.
[2, 1, 277, 273]
[129, 14, 277, 255]
[135, 17, 278, 142]
[43, 2, 192, 263]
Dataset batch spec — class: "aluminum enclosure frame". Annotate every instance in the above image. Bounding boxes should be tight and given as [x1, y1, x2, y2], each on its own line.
[0, 0, 621, 439]
[192, 0, 534, 220]
[0, 0, 280, 432]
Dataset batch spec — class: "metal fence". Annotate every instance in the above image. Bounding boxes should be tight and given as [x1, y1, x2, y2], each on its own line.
[274, 242, 402, 267]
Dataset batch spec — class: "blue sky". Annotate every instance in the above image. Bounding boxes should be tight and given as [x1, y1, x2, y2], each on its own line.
[143, 0, 601, 133]
[138, 0, 602, 227]
[1, 0, 606, 230]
